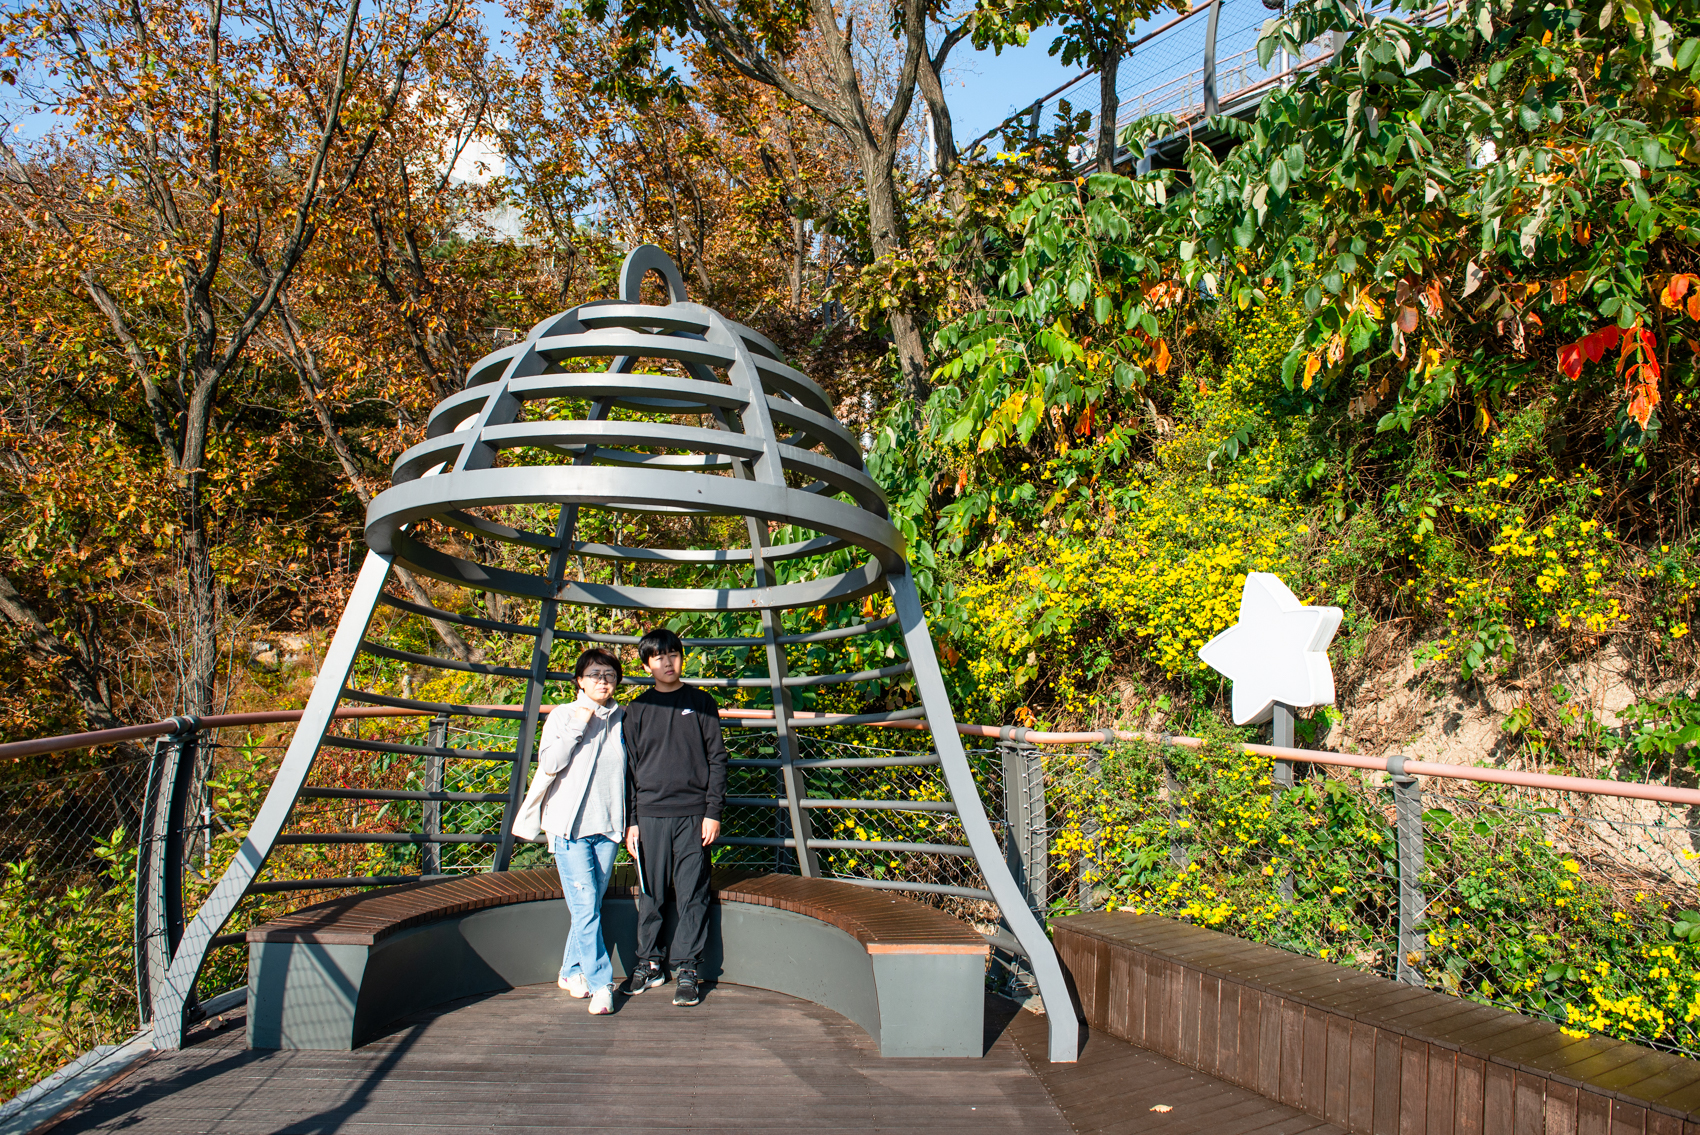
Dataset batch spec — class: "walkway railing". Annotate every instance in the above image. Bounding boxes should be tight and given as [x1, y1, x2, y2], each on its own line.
[4, 703, 1699, 1095]
[965, 0, 1450, 169]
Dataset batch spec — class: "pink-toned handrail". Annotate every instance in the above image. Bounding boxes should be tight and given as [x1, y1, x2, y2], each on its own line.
[0, 706, 432, 763]
[728, 711, 1700, 809]
[12, 704, 1695, 808]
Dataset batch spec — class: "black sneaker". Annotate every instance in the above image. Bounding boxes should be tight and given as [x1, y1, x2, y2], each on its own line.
[621, 960, 665, 996]
[673, 968, 701, 1006]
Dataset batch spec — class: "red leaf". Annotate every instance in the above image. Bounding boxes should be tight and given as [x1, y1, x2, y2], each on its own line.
[1558, 342, 1585, 380]
[1582, 324, 1621, 362]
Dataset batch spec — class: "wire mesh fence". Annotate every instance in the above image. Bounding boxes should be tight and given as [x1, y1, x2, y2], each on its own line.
[21, 704, 1700, 1103]
[0, 756, 150, 1098]
[989, 0, 1448, 161]
[1036, 737, 1700, 1060]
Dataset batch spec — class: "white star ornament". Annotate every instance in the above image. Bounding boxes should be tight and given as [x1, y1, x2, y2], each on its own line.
[1197, 573, 1343, 726]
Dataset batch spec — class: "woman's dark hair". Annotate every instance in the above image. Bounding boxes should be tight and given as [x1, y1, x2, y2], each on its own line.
[637, 627, 684, 663]
[573, 648, 623, 684]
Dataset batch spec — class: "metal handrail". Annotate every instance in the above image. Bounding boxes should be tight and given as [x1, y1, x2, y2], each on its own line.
[15, 705, 1696, 806]
[0, 706, 434, 763]
[961, 1, 1214, 156]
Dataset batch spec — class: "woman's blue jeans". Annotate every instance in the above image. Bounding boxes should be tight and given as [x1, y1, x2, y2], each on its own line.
[552, 833, 618, 989]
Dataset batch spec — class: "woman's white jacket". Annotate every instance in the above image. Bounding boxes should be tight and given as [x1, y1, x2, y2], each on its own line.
[513, 697, 625, 843]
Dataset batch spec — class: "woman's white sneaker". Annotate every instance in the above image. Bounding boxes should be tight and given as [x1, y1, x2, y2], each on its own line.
[588, 984, 614, 1015]
[558, 973, 590, 998]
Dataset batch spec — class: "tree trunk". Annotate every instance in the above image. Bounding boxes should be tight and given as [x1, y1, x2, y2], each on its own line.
[860, 145, 931, 407]
[917, 32, 969, 214]
[180, 366, 222, 720]
[0, 575, 126, 732]
[1097, 42, 1124, 175]
[791, 216, 807, 309]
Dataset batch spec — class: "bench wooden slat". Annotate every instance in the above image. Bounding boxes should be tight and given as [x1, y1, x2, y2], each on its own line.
[246, 868, 987, 957]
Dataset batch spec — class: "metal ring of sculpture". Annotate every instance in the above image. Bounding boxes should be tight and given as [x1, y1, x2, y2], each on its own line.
[148, 246, 1079, 1062]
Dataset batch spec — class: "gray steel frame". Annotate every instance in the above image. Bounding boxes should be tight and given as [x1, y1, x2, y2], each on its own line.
[141, 246, 1080, 1062]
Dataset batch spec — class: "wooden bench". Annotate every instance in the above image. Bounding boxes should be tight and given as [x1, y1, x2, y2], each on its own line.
[1055, 911, 1700, 1135]
[245, 868, 989, 1058]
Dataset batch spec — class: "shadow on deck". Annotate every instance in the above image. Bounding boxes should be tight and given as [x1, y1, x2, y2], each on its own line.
[46, 984, 1341, 1134]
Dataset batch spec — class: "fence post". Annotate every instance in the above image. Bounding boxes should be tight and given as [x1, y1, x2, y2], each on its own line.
[998, 736, 1047, 918]
[1389, 755, 1426, 985]
[1163, 752, 1190, 867]
[1271, 703, 1297, 903]
[135, 717, 198, 1026]
[423, 714, 448, 876]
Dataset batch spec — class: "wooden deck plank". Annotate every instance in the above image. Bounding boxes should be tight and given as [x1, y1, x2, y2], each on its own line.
[49, 985, 1063, 1135]
[1003, 1002, 1348, 1135]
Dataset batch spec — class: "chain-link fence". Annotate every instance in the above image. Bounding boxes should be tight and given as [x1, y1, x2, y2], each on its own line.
[0, 756, 150, 1099]
[1033, 736, 1700, 1060]
[985, 0, 1449, 164]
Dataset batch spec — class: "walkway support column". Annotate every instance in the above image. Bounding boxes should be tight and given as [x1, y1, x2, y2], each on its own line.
[1202, 0, 1222, 117]
[149, 551, 394, 1049]
[893, 577, 1079, 1062]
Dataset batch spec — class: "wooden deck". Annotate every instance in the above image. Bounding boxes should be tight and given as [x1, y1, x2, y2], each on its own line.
[45, 984, 1337, 1134]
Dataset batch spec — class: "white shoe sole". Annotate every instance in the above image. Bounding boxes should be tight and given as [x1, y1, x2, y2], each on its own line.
[558, 977, 590, 999]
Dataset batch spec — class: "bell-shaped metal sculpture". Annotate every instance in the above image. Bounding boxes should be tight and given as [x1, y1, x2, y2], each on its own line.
[150, 247, 1078, 1061]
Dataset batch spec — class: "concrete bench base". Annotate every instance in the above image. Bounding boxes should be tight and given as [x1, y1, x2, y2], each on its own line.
[247, 873, 987, 1059]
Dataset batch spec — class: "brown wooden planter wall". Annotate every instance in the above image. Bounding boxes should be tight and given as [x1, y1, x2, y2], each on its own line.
[1053, 912, 1700, 1135]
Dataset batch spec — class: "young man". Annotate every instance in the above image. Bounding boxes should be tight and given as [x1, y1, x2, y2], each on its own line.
[620, 627, 726, 1006]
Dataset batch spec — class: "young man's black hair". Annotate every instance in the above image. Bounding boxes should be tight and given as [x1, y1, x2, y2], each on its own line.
[636, 627, 684, 664]
[620, 628, 725, 1006]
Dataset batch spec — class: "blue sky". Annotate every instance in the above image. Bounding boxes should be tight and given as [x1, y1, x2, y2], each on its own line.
[1, 9, 1105, 155]
[942, 29, 1079, 148]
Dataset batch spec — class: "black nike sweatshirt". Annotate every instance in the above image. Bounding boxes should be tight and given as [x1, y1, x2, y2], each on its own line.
[622, 685, 728, 820]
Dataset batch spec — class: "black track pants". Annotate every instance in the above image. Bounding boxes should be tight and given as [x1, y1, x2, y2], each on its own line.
[635, 814, 710, 970]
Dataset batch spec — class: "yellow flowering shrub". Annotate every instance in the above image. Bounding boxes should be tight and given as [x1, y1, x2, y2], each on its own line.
[1391, 434, 1625, 678]
[1041, 733, 1700, 1058]
[954, 437, 1305, 711]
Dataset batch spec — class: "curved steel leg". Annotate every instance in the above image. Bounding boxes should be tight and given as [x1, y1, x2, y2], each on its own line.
[888, 571, 1080, 1063]
[150, 551, 394, 1048]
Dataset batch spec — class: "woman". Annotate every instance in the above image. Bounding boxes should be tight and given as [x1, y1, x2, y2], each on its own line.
[518, 647, 627, 1015]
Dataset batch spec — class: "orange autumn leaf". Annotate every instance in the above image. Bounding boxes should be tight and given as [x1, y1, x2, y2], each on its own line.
[1302, 352, 1322, 388]
[1152, 338, 1172, 374]
[1423, 279, 1445, 316]
[1074, 403, 1095, 436]
[1660, 274, 1696, 310]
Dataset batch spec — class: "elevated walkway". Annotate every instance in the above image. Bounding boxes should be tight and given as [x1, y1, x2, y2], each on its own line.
[41, 985, 1342, 1134]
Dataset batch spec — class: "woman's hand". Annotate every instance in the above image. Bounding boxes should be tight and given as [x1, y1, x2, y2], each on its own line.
[569, 703, 593, 725]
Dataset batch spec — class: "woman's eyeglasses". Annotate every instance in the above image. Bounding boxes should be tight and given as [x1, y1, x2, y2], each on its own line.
[581, 671, 619, 684]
